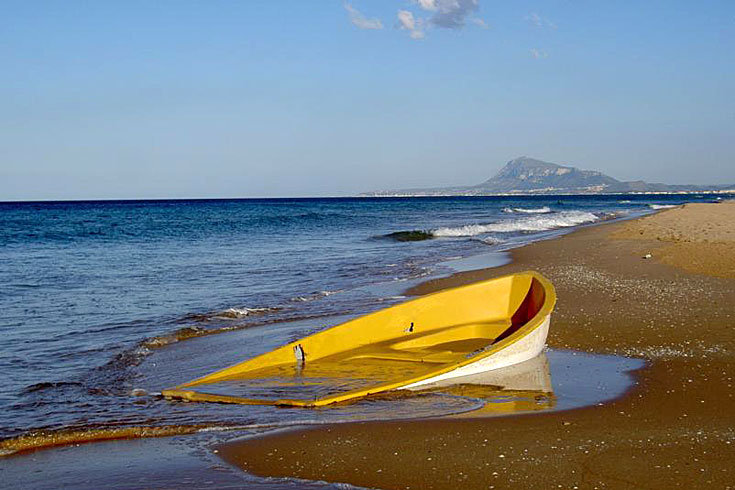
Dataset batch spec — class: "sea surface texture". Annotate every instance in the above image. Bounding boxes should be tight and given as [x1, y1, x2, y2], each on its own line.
[0, 195, 711, 449]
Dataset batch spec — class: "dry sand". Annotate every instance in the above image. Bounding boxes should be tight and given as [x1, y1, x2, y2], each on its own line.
[612, 202, 735, 279]
[219, 201, 735, 489]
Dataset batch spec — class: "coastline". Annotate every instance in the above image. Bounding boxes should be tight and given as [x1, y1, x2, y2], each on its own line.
[219, 202, 735, 489]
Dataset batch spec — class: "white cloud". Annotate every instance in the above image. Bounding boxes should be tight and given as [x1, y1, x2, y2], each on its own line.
[416, 0, 437, 11]
[397, 9, 416, 30]
[525, 12, 557, 30]
[530, 48, 548, 59]
[397, 10, 425, 39]
[398, 0, 484, 38]
[344, 3, 383, 30]
[419, 0, 479, 29]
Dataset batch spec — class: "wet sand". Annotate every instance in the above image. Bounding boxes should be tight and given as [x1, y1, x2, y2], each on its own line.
[220, 201, 735, 489]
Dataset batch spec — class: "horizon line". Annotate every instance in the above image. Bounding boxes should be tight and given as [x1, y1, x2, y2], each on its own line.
[3, 190, 735, 205]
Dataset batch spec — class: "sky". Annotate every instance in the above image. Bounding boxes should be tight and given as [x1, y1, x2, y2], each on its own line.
[1, 0, 734, 200]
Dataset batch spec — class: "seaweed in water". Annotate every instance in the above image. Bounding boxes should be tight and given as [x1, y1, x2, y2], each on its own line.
[382, 230, 434, 242]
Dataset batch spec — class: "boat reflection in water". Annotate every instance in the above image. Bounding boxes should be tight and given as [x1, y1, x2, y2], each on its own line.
[411, 352, 555, 417]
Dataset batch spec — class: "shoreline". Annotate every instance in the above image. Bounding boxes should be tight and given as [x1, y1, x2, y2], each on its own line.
[219, 202, 735, 489]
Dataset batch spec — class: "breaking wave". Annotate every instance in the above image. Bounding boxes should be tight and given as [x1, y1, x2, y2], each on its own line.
[290, 290, 340, 303]
[649, 204, 677, 210]
[432, 210, 602, 237]
[474, 236, 503, 245]
[141, 325, 248, 348]
[214, 306, 279, 319]
[502, 206, 552, 214]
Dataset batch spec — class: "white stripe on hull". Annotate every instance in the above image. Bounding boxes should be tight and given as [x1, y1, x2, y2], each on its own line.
[400, 315, 550, 390]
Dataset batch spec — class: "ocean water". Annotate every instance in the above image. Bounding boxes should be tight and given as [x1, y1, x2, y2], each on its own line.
[0, 194, 716, 453]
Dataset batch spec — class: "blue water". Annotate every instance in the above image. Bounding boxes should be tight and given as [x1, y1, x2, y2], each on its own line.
[0, 194, 717, 446]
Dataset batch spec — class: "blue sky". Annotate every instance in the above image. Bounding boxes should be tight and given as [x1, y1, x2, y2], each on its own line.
[1, 1, 734, 199]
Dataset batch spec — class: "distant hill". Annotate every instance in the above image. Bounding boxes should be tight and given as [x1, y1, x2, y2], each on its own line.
[362, 157, 735, 196]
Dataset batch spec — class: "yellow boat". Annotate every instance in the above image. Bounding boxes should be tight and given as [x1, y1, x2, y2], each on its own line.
[162, 271, 556, 407]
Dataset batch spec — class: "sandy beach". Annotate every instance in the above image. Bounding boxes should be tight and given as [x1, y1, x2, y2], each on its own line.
[219, 201, 735, 489]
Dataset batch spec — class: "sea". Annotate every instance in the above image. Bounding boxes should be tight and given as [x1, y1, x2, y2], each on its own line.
[0, 194, 719, 473]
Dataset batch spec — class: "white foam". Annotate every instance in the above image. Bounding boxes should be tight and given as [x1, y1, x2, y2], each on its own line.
[481, 236, 503, 245]
[473, 236, 502, 245]
[433, 211, 601, 237]
[290, 290, 340, 302]
[649, 204, 677, 210]
[502, 206, 552, 214]
[378, 295, 407, 302]
[217, 307, 274, 318]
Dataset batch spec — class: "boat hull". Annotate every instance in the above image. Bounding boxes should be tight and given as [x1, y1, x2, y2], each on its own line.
[401, 314, 550, 390]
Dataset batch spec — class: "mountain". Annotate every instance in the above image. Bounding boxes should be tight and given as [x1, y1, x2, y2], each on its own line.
[476, 157, 619, 193]
[362, 157, 734, 196]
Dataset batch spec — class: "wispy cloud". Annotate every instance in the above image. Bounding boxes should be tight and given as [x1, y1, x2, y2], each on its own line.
[470, 17, 489, 29]
[344, 3, 383, 30]
[525, 12, 557, 30]
[530, 48, 548, 59]
[397, 10, 425, 39]
[343, 1, 487, 40]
